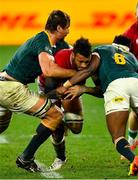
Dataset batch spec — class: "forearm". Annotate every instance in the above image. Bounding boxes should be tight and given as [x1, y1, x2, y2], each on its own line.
[83, 86, 103, 98]
[63, 69, 91, 88]
[46, 89, 59, 99]
[50, 65, 76, 78]
[70, 69, 91, 86]
[63, 54, 100, 88]
[39, 52, 76, 78]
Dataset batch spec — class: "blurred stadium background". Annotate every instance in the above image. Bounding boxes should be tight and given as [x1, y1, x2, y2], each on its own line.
[0, 0, 137, 45]
[0, 0, 138, 179]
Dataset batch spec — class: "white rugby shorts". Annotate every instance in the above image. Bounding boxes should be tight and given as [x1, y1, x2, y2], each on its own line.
[104, 78, 138, 115]
[0, 81, 41, 112]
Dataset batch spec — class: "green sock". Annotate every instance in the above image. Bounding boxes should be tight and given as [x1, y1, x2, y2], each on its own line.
[128, 128, 138, 139]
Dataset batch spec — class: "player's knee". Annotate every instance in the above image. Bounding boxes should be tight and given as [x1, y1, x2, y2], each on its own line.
[41, 105, 63, 131]
[64, 112, 83, 134]
[67, 123, 83, 134]
[52, 122, 65, 142]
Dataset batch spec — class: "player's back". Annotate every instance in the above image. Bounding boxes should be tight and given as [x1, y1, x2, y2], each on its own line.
[93, 45, 138, 92]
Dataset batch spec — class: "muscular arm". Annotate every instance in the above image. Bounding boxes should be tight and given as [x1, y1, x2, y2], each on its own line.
[64, 82, 103, 100]
[80, 85, 103, 98]
[63, 54, 100, 88]
[39, 52, 76, 78]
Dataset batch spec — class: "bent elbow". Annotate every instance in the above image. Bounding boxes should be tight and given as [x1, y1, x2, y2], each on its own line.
[42, 71, 54, 77]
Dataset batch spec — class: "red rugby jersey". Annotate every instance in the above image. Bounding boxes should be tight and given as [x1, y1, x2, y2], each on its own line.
[39, 49, 75, 87]
[54, 48, 75, 69]
[123, 21, 138, 59]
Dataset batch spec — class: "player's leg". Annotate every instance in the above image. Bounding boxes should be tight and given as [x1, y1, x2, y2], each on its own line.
[62, 97, 83, 134]
[0, 106, 12, 134]
[1, 81, 63, 172]
[50, 121, 66, 170]
[106, 111, 135, 162]
[127, 111, 138, 148]
[49, 98, 83, 170]
[106, 111, 138, 176]
[38, 77, 67, 170]
[16, 95, 63, 172]
[121, 110, 138, 160]
[104, 78, 138, 176]
[0, 80, 63, 171]
[128, 92, 138, 175]
[0, 81, 13, 133]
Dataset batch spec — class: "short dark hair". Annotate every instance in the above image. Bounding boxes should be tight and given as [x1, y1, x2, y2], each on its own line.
[73, 37, 92, 58]
[45, 10, 70, 32]
[113, 35, 131, 48]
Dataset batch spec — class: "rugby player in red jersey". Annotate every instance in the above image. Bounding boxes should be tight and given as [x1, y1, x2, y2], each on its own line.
[38, 37, 94, 170]
[122, 3, 138, 151]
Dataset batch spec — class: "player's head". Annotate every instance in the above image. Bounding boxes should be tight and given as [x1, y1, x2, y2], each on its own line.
[113, 35, 131, 48]
[45, 10, 70, 39]
[72, 37, 92, 70]
[136, 3, 138, 20]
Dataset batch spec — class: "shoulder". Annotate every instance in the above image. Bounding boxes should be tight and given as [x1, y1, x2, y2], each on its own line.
[34, 31, 47, 40]
[55, 49, 72, 59]
[33, 31, 52, 55]
[123, 21, 138, 37]
[56, 39, 70, 48]
[93, 45, 110, 53]
[33, 31, 50, 46]
[53, 39, 71, 55]
[54, 49, 73, 67]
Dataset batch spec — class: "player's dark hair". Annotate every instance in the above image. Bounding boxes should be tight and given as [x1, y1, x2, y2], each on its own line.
[113, 35, 131, 48]
[73, 37, 92, 58]
[45, 10, 70, 32]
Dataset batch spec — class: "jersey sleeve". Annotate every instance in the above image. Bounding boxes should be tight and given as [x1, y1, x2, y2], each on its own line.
[92, 47, 101, 59]
[54, 49, 72, 69]
[53, 39, 71, 55]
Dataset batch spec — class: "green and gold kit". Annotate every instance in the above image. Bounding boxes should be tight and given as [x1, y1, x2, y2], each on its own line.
[3, 31, 69, 85]
[93, 45, 138, 92]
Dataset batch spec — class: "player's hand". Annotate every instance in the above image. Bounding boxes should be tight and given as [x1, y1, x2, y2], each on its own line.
[56, 86, 67, 99]
[64, 85, 85, 100]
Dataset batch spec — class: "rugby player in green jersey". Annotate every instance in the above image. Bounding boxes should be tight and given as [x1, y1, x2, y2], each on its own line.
[61, 35, 138, 176]
[0, 10, 77, 172]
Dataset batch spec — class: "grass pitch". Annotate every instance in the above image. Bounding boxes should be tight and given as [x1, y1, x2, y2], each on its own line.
[0, 46, 138, 179]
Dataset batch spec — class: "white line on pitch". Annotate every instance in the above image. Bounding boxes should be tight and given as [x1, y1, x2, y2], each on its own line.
[36, 160, 63, 179]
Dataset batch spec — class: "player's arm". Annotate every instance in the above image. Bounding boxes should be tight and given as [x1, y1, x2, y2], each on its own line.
[46, 86, 67, 99]
[63, 53, 100, 88]
[91, 74, 103, 98]
[84, 85, 103, 98]
[64, 84, 103, 100]
[39, 52, 76, 78]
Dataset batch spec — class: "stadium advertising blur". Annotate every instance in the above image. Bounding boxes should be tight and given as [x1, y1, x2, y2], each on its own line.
[0, 0, 137, 45]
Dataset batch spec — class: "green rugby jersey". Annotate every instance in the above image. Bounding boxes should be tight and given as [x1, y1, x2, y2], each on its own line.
[93, 45, 138, 92]
[3, 32, 69, 85]
[52, 39, 70, 55]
